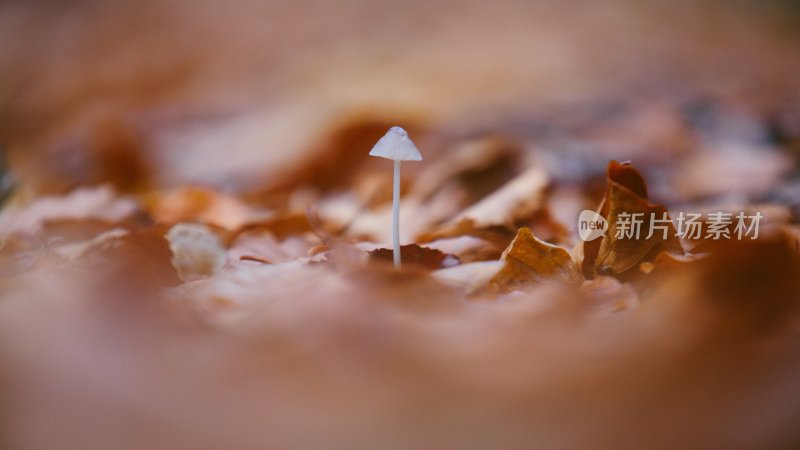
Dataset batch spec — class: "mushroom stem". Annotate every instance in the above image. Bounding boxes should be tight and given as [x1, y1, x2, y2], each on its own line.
[368, 126, 421, 268]
[393, 159, 401, 268]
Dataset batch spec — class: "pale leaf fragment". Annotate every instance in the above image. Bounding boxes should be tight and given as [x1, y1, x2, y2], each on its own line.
[166, 223, 227, 282]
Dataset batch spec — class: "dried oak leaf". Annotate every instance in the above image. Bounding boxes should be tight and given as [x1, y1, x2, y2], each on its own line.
[368, 244, 459, 271]
[490, 227, 582, 292]
[580, 160, 683, 278]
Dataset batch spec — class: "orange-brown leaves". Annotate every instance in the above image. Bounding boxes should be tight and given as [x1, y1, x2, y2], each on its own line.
[581, 160, 683, 278]
[141, 186, 258, 230]
[490, 227, 581, 292]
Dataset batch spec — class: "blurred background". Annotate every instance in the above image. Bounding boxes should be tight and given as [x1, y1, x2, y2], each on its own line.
[1, 0, 799, 195]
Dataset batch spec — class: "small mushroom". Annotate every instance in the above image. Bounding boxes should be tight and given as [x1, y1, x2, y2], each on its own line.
[369, 126, 423, 268]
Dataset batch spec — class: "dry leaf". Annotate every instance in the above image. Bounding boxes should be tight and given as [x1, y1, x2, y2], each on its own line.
[420, 166, 549, 248]
[490, 227, 582, 292]
[411, 136, 521, 202]
[368, 244, 459, 271]
[80, 226, 181, 292]
[142, 186, 266, 230]
[230, 213, 315, 241]
[580, 160, 683, 278]
[450, 166, 548, 228]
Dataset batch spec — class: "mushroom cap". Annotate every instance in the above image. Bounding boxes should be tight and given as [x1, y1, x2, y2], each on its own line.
[369, 126, 423, 161]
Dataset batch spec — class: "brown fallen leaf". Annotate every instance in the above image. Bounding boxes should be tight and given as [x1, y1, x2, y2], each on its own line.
[368, 244, 459, 271]
[411, 136, 521, 203]
[490, 227, 582, 292]
[580, 160, 683, 278]
[141, 186, 265, 230]
[419, 166, 549, 249]
[80, 226, 181, 293]
[450, 166, 549, 228]
[230, 213, 314, 242]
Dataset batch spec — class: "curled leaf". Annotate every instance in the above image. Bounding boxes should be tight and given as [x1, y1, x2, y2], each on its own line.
[581, 160, 683, 278]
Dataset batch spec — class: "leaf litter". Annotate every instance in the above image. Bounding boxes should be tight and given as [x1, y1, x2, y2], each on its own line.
[2, 50, 800, 450]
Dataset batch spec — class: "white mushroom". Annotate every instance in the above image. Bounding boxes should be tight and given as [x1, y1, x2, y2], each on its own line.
[369, 126, 423, 268]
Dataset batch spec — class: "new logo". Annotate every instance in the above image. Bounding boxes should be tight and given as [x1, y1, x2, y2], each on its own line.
[578, 210, 608, 241]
